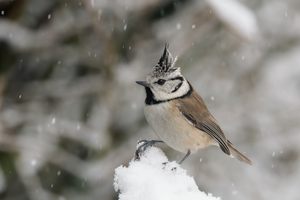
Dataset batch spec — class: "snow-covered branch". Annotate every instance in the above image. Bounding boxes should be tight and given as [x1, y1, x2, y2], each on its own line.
[114, 147, 220, 200]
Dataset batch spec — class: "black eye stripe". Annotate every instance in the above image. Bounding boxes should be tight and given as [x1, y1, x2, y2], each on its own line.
[170, 76, 184, 81]
[154, 76, 183, 86]
[171, 82, 183, 93]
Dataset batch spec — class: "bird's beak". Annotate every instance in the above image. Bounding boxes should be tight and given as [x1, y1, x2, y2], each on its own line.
[136, 81, 150, 87]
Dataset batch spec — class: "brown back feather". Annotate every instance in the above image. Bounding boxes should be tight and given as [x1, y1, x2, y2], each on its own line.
[176, 89, 230, 155]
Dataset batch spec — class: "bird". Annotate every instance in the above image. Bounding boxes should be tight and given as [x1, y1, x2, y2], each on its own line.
[135, 44, 252, 165]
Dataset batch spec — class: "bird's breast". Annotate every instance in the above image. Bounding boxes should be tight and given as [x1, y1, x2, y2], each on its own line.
[144, 101, 212, 153]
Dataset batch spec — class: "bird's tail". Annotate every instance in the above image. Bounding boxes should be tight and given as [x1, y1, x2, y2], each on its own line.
[227, 141, 252, 165]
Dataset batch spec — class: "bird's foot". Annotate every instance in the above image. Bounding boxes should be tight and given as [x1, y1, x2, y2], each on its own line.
[178, 149, 191, 164]
[135, 139, 164, 160]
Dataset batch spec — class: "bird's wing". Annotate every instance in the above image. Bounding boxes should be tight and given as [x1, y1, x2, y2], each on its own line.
[176, 90, 230, 155]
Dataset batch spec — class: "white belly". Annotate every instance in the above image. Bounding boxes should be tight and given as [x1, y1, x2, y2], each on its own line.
[144, 102, 212, 153]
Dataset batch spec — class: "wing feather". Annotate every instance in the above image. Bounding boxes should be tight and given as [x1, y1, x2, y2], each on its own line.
[177, 90, 230, 155]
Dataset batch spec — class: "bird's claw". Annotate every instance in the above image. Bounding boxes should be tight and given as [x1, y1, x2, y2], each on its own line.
[135, 140, 164, 160]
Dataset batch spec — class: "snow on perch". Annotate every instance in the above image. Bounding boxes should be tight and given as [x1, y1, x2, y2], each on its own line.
[114, 147, 220, 200]
[206, 0, 259, 41]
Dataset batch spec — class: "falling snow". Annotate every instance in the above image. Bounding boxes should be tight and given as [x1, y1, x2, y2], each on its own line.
[176, 23, 182, 30]
[51, 117, 56, 124]
[76, 124, 81, 130]
[30, 159, 37, 167]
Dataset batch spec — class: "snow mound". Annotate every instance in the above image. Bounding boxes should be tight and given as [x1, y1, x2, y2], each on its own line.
[114, 147, 220, 200]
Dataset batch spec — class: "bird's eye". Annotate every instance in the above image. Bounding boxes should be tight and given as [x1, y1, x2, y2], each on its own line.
[156, 79, 166, 85]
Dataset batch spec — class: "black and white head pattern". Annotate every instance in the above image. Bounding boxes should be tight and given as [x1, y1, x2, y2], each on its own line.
[145, 45, 191, 102]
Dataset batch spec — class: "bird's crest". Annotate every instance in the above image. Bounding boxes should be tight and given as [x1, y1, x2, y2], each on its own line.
[151, 44, 178, 78]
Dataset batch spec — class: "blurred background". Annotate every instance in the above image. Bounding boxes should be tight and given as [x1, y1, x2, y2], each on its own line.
[0, 0, 300, 199]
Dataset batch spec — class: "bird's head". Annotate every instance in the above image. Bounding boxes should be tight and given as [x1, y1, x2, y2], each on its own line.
[136, 44, 190, 103]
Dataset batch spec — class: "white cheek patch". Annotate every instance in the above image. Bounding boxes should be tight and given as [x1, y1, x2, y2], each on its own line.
[163, 81, 180, 93]
[152, 80, 190, 101]
[174, 80, 190, 97]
